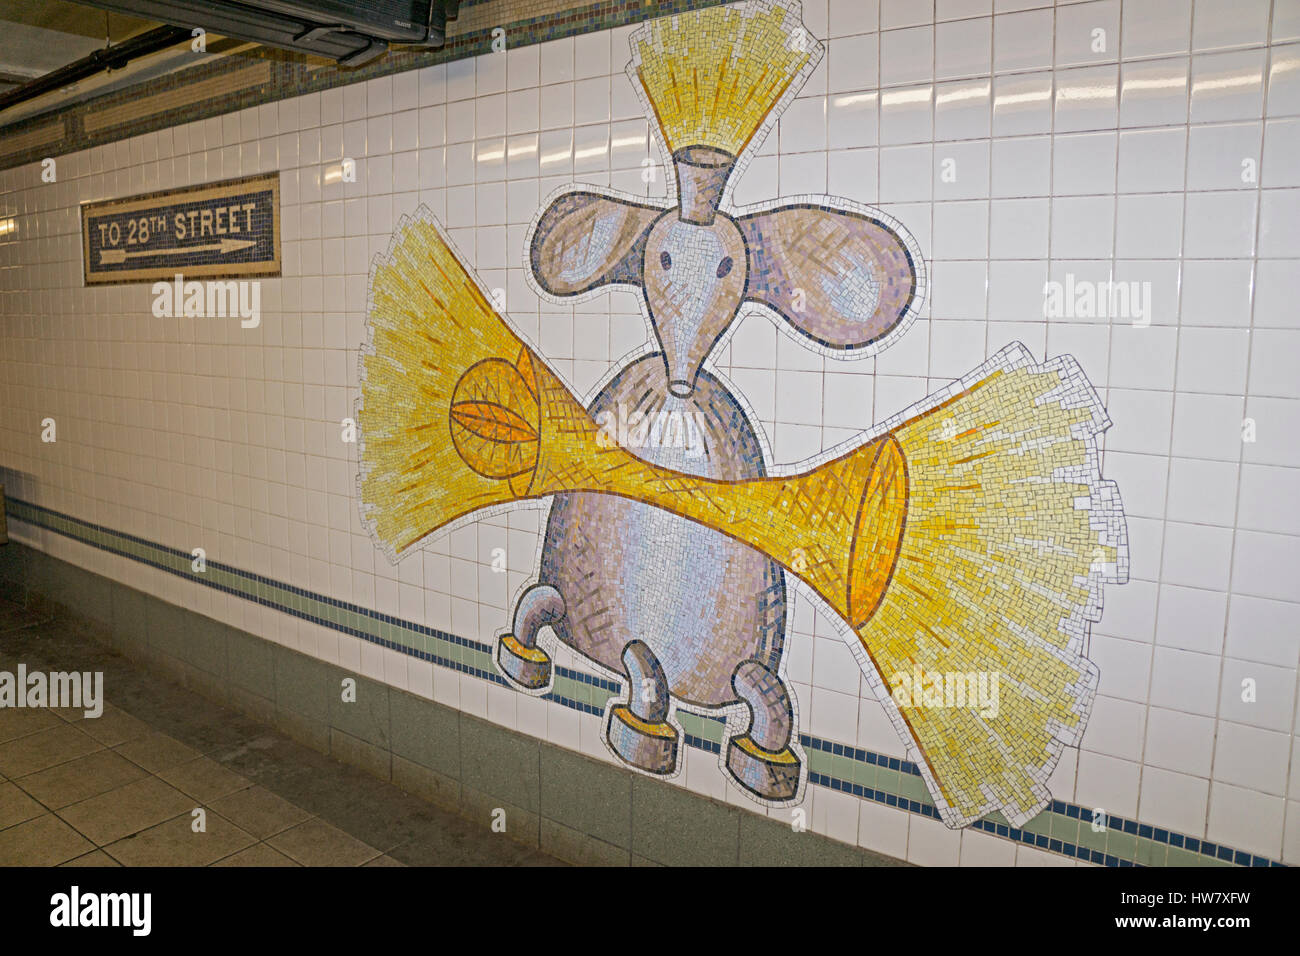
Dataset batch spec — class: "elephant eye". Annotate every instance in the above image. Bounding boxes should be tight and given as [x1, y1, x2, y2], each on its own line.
[716, 256, 733, 278]
[660, 251, 672, 270]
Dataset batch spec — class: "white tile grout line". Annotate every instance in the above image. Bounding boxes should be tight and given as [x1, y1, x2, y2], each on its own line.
[1218, 0, 1294, 858]
[1131, 0, 1196, 842]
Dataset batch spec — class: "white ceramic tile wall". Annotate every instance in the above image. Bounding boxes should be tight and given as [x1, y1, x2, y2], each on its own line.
[1, 0, 1298, 865]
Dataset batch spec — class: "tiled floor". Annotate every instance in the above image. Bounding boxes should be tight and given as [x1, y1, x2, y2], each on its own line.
[0, 597, 561, 866]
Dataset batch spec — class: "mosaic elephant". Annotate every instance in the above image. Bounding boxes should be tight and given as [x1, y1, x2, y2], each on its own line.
[495, 138, 920, 800]
[360, 0, 1126, 829]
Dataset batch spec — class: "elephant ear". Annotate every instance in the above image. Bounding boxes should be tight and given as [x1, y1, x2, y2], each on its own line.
[737, 204, 921, 351]
[529, 192, 663, 297]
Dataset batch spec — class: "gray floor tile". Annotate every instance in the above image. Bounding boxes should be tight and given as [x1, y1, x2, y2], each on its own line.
[57, 776, 195, 846]
[104, 812, 256, 867]
[0, 813, 95, 865]
[266, 818, 381, 867]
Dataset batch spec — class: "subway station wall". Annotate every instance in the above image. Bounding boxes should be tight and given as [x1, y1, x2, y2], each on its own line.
[2, 0, 1299, 866]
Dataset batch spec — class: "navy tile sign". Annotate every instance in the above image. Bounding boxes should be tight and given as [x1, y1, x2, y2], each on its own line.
[82, 173, 280, 285]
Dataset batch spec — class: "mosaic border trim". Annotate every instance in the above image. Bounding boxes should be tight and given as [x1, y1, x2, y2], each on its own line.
[0, 0, 734, 172]
[80, 172, 282, 285]
[4, 496, 1285, 868]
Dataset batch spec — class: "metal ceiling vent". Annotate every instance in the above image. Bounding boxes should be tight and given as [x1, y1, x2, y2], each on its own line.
[77, 0, 460, 66]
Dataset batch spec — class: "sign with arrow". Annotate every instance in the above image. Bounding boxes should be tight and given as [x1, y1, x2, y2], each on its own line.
[82, 173, 279, 285]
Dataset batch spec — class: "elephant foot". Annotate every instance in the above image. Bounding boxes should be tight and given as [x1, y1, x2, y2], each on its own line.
[605, 639, 679, 775]
[496, 633, 552, 689]
[606, 704, 679, 775]
[496, 583, 563, 691]
[726, 735, 800, 800]
[726, 658, 800, 800]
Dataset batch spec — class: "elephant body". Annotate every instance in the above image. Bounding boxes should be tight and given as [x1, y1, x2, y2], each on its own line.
[538, 355, 787, 708]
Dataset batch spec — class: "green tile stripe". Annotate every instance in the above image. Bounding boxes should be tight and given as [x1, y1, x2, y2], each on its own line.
[3, 495, 1284, 868]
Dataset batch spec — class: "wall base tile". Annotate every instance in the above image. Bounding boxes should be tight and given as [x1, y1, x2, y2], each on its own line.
[273, 707, 331, 756]
[0, 539, 26, 595]
[227, 627, 276, 700]
[330, 727, 393, 783]
[177, 658, 231, 709]
[738, 811, 869, 867]
[540, 817, 630, 867]
[328, 674, 392, 751]
[460, 785, 539, 850]
[228, 685, 278, 728]
[272, 645, 332, 724]
[391, 754, 461, 814]
[631, 775, 741, 867]
[459, 713, 541, 814]
[390, 690, 461, 780]
[109, 583, 148, 657]
[539, 742, 631, 850]
[183, 615, 230, 682]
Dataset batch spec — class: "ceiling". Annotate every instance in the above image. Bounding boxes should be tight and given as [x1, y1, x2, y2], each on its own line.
[0, 1, 272, 128]
[0, 1, 461, 137]
[0, 0, 158, 94]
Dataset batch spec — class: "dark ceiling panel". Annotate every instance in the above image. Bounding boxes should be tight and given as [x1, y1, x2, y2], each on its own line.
[0, 0, 154, 40]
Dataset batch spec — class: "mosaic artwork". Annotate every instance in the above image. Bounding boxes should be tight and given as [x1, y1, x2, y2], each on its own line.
[80, 173, 281, 285]
[357, 0, 1130, 830]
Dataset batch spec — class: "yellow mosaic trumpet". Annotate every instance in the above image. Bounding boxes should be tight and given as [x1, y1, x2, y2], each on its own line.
[358, 213, 1128, 829]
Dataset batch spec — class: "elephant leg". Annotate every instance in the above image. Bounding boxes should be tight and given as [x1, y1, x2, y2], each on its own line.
[495, 583, 563, 690]
[605, 639, 679, 776]
[726, 659, 801, 801]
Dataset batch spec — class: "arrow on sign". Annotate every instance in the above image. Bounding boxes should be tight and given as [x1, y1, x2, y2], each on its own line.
[99, 236, 256, 266]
